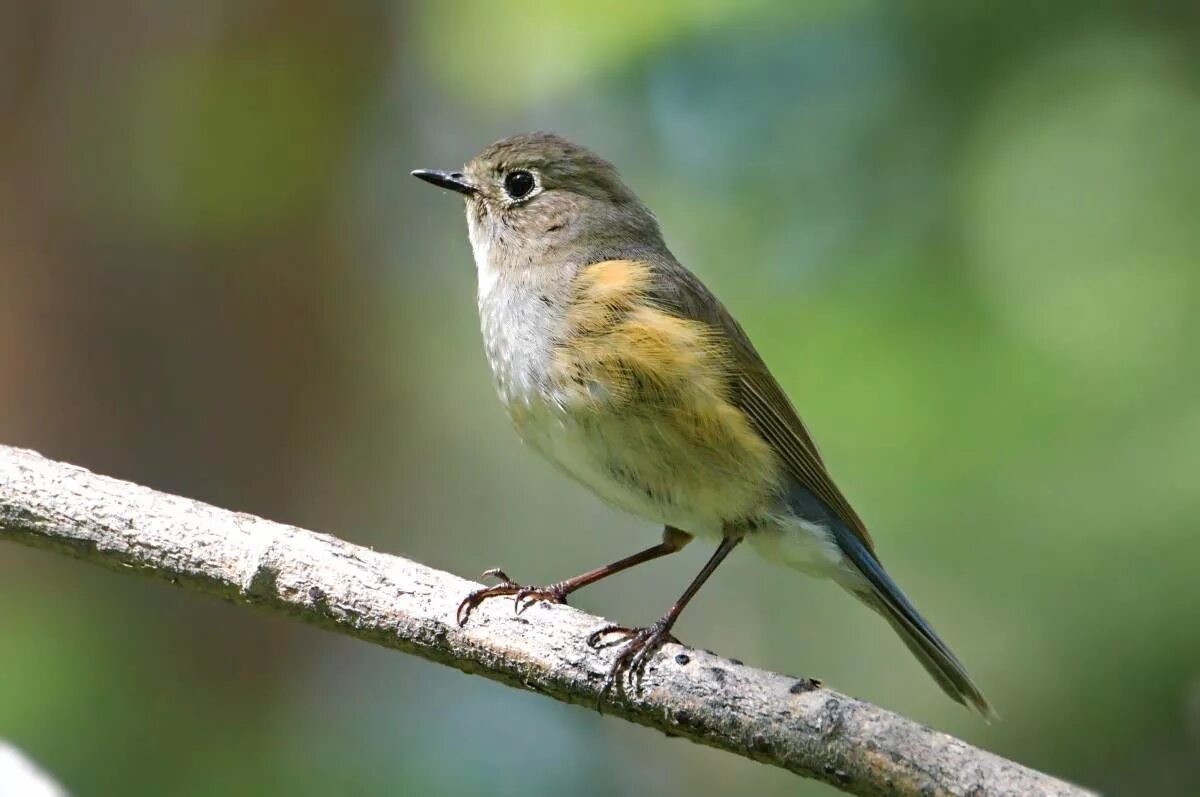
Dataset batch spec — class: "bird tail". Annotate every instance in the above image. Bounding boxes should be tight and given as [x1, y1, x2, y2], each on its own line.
[826, 520, 996, 720]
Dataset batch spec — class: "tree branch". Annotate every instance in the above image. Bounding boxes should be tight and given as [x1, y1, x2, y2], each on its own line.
[0, 445, 1090, 797]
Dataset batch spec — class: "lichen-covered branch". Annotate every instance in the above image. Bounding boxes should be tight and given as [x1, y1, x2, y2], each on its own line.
[0, 445, 1091, 797]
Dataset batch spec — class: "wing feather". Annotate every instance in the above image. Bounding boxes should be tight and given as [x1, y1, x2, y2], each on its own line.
[645, 256, 876, 551]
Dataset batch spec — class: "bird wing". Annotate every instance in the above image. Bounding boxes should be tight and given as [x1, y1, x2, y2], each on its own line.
[647, 256, 876, 552]
[640, 257, 995, 715]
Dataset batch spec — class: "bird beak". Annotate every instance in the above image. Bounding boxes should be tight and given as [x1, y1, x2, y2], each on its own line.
[411, 169, 476, 196]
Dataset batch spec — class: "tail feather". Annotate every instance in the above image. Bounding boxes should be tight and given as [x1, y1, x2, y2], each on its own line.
[857, 587, 996, 720]
[827, 520, 996, 719]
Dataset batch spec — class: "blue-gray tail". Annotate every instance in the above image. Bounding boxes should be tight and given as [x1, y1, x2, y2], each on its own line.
[825, 515, 996, 719]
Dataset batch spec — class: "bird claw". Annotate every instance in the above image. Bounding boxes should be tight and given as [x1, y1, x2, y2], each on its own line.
[456, 569, 568, 626]
[588, 619, 679, 708]
[513, 585, 568, 615]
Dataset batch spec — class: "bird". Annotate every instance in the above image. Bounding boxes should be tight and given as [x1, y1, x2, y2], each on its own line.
[412, 132, 993, 717]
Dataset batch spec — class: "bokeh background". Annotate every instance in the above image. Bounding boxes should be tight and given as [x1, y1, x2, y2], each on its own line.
[2, 2, 1198, 795]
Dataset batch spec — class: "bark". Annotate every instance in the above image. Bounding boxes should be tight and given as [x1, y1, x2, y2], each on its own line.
[0, 445, 1093, 797]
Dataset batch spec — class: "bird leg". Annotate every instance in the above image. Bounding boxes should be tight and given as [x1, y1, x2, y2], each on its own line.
[455, 526, 692, 626]
[589, 534, 742, 704]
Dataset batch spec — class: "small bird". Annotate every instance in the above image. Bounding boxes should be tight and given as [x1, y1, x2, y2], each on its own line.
[413, 132, 993, 717]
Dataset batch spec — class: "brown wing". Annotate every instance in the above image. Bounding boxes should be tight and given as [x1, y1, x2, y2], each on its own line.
[647, 256, 876, 551]
[731, 349, 875, 551]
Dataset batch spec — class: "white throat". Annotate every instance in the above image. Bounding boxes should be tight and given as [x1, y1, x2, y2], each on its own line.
[467, 215, 500, 303]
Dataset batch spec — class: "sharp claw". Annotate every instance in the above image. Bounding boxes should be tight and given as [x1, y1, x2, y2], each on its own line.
[591, 621, 676, 709]
[455, 596, 474, 627]
[596, 647, 637, 712]
[587, 625, 618, 648]
[480, 568, 511, 583]
[587, 624, 637, 648]
[596, 670, 619, 712]
[511, 586, 565, 615]
[457, 580, 515, 627]
[629, 643, 658, 689]
[458, 573, 569, 626]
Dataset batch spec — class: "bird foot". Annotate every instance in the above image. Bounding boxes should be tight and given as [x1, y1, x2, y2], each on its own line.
[587, 618, 680, 705]
[456, 568, 569, 626]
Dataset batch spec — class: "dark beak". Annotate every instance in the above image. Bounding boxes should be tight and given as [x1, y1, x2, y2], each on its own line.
[411, 169, 476, 196]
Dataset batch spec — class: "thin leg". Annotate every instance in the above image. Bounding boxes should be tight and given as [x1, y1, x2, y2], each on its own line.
[456, 526, 692, 626]
[589, 534, 743, 703]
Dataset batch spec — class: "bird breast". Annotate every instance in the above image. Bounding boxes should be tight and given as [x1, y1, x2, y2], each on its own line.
[477, 258, 782, 537]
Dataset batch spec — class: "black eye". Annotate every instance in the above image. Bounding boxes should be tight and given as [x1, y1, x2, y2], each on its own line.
[504, 170, 535, 199]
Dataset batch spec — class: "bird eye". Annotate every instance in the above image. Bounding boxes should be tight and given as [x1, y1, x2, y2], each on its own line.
[503, 170, 535, 199]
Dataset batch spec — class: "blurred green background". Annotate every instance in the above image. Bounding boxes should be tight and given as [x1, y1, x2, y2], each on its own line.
[1, 1, 1197, 795]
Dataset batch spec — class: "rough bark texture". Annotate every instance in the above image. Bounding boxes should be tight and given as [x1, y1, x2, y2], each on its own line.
[0, 445, 1092, 797]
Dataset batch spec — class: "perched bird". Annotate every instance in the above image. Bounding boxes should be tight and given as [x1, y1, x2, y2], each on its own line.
[413, 132, 993, 717]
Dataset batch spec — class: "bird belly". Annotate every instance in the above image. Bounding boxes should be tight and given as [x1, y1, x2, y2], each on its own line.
[746, 515, 847, 578]
[505, 390, 778, 539]
[512, 396, 847, 583]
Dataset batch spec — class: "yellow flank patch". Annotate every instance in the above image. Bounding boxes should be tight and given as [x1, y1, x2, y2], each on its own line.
[563, 260, 718, 400]
[578, 259, 650, 292]
[553, 260, 780, 508]
[566, 259, 652, 335]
